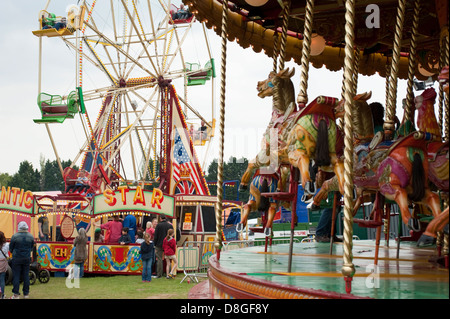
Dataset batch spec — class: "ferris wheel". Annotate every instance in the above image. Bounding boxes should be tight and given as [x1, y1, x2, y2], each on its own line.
[33, 0, 216, 190]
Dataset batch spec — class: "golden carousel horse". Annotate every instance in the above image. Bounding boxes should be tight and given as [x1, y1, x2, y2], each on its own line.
[239, 68, 344, 199]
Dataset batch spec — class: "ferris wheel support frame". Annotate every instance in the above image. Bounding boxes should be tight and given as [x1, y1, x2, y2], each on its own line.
[36, 0, 216, 187]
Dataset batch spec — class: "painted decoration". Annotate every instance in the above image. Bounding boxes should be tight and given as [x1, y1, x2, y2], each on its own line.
[93, 186, 175, 217]
[0, 186, 34, 215]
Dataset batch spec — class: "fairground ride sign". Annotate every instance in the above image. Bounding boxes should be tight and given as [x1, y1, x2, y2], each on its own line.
[92, 186, 175, 217]
[0, 186, 34, 215]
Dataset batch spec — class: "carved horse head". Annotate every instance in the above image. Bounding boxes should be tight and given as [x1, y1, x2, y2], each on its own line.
[335, 91, 374, 143]
[257, 68, 296, 115]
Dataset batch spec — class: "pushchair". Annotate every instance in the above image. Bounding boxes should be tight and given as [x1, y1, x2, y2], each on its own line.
[5, 246, 51, 285]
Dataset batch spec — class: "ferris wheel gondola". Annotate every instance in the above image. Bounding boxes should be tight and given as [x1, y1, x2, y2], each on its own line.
[33, 0, 216, 192]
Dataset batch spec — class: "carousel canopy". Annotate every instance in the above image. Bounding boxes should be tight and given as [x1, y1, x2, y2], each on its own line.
[184, 0, 448, 80]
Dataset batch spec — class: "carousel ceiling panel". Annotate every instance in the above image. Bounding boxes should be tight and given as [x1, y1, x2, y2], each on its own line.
[184, 0, 448, 80]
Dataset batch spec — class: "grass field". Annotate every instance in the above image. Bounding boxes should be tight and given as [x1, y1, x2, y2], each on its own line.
[4, 273, 205, 299]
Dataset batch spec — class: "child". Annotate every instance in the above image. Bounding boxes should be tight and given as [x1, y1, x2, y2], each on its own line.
[94, 228, 104, 243]
[162, 228, 177, 279]
[118, 227, 131, 245]
[139, 233, 154, 282]
[135, 230, 145, 244]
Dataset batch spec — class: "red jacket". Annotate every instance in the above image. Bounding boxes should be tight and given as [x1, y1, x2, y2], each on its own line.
[163, 237, 176, 256]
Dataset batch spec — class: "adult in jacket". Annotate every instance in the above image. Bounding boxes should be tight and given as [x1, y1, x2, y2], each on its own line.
[153, 215, 173, 278]
[9, 221, 35, 299]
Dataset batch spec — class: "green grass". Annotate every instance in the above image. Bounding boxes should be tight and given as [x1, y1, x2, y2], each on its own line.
[6, 273, 206, 299]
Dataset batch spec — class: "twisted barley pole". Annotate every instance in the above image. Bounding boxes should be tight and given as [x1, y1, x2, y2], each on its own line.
[438, 38, 445, 134]
[297, 0, 315, 106]
[278, 0, 291, 72]
[384, 0, 406, 140]
[341, 0, 356, 294]
[443, 34, 449, 141]
[405, 0, 420, 124]
[273, 31, 279, 72]
[215, 0, 229, 259]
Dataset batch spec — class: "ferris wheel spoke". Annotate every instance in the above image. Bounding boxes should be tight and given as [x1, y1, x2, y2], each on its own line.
[162, 20, 195, 75]
[83, 39, 118, 85]
[83, 19, 156, 78]
[120, 0, 159, 77]
[103, 86, 158, 171]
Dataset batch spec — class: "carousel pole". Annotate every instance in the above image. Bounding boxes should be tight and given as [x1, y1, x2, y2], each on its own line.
[296, 0, 314, 107]
[341, 0, 356, 294]
[214, 0, 229, 260]
[272, 30, 279, 72]
[278, 0, 291, 72]
[404, 0, 421, 125]
[443, 34, 449, 141]
[438, 35, 446, 135]
[384, 0, 407, 141]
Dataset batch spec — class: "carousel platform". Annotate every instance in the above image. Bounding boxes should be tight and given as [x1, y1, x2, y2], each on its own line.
[193, 240, 449, 299]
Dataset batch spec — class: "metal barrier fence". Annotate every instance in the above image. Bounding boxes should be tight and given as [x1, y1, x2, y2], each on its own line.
[178, 238, 300, 283]
[178, 240, 217, 283]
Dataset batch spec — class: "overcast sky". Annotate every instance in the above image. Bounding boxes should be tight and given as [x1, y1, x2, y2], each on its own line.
[0, 0, 431, 180]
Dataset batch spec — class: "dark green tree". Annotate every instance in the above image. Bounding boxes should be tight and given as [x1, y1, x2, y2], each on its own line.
[0, 172, 12, 188]
[40, 159, 73, 191]
[9, 161, 41, 191]
[206, 156, 250, 202]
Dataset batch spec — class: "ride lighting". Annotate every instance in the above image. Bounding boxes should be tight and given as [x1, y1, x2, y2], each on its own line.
[310, 33, 326, 56]
[245, 0, 269, 7]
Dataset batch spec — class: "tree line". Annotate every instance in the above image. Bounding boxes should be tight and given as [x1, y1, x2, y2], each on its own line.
[0, 156, 251, 202]
[0, 156, 74, 192]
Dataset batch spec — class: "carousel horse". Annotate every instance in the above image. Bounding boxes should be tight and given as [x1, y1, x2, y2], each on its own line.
[314, 91, 442, 229]
[236, 170, 280, 237]
[423, 66, 449, 240]
[415, 87, 449, 193]
[239, 68, 344, 199]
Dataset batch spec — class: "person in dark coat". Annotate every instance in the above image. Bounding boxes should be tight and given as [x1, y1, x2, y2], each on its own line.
[9, 221, 35, 299]
[139, 233, 155, 282]
[153, 215, 173, 278]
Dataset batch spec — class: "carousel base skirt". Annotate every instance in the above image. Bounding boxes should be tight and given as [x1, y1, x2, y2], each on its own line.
[190, 240, 448, 299]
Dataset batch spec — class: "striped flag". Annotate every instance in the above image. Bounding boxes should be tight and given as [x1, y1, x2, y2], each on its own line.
[172, 129, 206, 195]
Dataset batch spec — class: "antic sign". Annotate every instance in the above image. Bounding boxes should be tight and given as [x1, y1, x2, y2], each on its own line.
[0, 186, 34, 214]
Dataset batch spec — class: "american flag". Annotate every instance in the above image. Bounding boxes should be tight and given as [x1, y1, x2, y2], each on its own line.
[172, 129, 206, 195]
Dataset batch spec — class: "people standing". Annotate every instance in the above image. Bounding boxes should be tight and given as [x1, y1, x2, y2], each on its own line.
[9, 221, 35, 299]
[153, 215, 173, 278]
[140, 233, 155, 282]
[0, 231, 10, 299]
[73, 228, 88, 278]
[163, 229, 178, 279]
[145, 217, 158, 240]
[123, 214, 137, 243]
[135, 230, 145, 244]
[118, 227, 132, 245]
[100, 215, 123, 244]
[94, 228, 104, 243]
[37, 215, 50, 241]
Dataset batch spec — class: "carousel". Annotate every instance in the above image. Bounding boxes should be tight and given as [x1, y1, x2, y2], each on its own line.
[184, 0, 449, 299]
